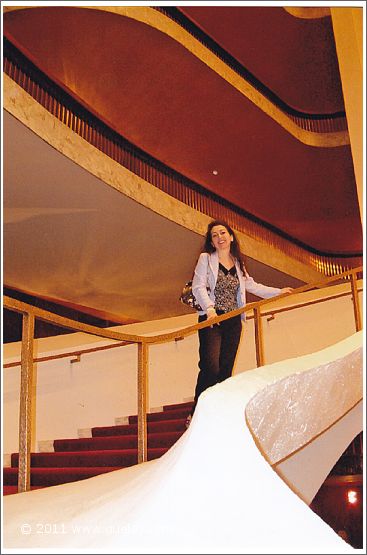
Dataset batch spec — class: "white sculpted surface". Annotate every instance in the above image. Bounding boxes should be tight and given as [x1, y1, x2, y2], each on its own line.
[246, 347, 362, 464]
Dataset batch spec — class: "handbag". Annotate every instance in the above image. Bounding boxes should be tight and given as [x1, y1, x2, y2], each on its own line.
[180, 254, 210, 311]
[179, 280, 204, 311]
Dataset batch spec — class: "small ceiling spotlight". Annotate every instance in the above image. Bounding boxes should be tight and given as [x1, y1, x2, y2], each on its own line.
[212, 170, 218, 175]
[347, 490, 358, 505]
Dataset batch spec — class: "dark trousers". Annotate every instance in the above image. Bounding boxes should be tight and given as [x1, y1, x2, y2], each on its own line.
[192, 313, 242, 414]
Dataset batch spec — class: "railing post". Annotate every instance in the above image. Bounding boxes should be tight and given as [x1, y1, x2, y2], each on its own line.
[254, 306, 265, 367]
[350, 272, 362, 332]
[137, 341, 149, 464]
[18, 312, 35, 493]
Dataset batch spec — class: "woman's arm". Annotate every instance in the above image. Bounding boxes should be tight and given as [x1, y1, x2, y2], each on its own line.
[244, 272, 292, 299]
[192, 253, 215, 312]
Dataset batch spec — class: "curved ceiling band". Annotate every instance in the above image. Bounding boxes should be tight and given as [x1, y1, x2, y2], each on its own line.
[4, 5, 349, 148]
[283, 7, 331, 19]
[3, 74, 324, 284]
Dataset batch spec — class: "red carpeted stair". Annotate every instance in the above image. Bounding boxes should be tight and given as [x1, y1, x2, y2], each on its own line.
[3, 401, 193, 495]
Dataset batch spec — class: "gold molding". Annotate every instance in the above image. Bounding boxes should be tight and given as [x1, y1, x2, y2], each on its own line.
[3, 5, 349, 148]
[331, 7, 363, 225]
[283, 7, 331, 19]
[3, 74, 323, 283]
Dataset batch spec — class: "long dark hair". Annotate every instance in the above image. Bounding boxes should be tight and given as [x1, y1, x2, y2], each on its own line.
[203, 220, 247, 276]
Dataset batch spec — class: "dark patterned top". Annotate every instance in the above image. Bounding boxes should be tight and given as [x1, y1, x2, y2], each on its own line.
[214, 263, 239, 313]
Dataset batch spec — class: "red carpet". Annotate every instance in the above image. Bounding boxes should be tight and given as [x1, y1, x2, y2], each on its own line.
[3, 401, 193, 494]
[92, 419, 186, 436]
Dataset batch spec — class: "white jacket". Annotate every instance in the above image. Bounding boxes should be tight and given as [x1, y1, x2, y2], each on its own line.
[191, 251, 282, 321]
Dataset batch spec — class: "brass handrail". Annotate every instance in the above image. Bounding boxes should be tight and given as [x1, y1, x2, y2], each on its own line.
[3, 341, 130, 369]
[3, 283, 362, 369]
[3, 266, 363, 492]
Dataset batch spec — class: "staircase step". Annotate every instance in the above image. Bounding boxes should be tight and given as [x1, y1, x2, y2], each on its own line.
[4, 400, 189, 495]
[3, 466, 122, 487]
[128, 408, 190, 424]
[163, 401, 194, 411]
[10, 448, 168, 468]
[54, 431, 183, 452]
[92, 418, 186, 437]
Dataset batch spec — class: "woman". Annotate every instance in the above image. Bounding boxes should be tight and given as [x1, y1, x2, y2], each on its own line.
[187, 220, 293, 426]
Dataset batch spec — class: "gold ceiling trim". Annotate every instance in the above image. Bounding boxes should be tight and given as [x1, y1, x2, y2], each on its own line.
[3, 74, 323, 284]
[283, 7, 331, 19]
[4, 5, 349, 148]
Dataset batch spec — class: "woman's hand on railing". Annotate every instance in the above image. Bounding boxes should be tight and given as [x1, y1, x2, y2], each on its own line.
[207, 306, 219, 327]
[280, 287, 294, 295]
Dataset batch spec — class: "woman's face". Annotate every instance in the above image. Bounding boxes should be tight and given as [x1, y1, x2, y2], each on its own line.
[210, 225, 233, 251]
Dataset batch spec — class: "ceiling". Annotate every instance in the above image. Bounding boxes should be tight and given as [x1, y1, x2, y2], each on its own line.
[4, 110, 303, 323]
[2, 5, 362, 324]
[179, 6, 345, 114]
